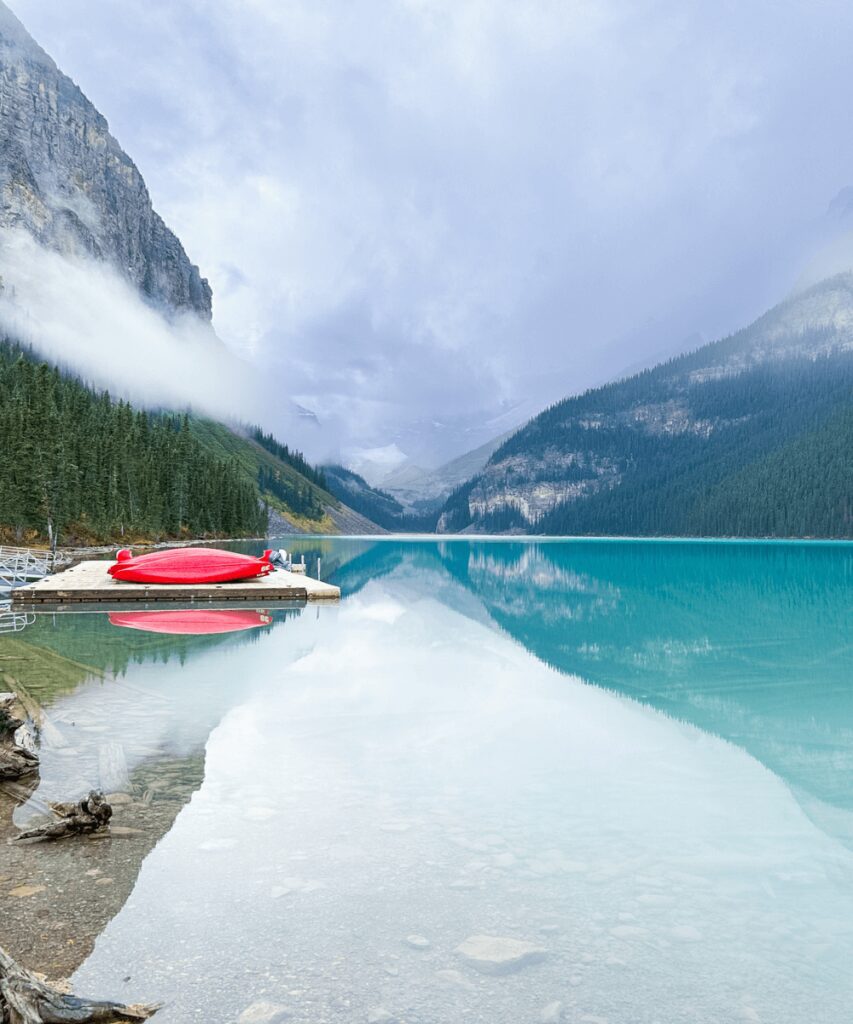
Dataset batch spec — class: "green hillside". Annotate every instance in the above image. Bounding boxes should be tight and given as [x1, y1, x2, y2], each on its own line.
[187, 418, 338, 533]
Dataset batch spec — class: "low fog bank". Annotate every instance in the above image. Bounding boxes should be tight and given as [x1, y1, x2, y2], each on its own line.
[0, 230, 327, 458]
[0, 229, 251, 417]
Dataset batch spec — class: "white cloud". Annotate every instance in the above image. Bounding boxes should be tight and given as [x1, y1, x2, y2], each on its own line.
[8, 0, 853, 465]
[0, 230, 312, 447]
[344, 443, 408, 484]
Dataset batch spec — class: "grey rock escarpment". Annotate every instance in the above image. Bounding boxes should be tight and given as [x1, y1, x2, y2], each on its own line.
[0, 0, 211, 319]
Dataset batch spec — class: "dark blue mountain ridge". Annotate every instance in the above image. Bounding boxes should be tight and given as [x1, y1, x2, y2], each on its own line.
[439, 273, 853, 538]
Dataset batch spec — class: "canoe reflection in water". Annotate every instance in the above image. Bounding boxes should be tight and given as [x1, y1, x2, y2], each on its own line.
[108, 609, 272, 635]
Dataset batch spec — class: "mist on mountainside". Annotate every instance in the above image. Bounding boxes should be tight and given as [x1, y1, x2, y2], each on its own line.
[0, 232, 327, 457]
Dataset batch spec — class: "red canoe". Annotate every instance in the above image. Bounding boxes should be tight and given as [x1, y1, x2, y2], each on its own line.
[109, 609, 272, 635]
[108, 547, 274, 585]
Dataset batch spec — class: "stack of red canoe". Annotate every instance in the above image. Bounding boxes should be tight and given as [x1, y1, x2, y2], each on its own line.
[108, 547, 274, 585]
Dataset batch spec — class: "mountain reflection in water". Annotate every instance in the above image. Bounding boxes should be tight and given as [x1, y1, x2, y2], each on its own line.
[312, 538, 853, 835]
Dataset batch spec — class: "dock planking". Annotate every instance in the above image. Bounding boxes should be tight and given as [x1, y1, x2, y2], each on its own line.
[10, 560, 340, 605]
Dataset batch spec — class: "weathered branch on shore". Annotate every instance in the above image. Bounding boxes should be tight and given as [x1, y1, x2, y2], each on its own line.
[0, 694, 39, 782]
[0, 945, 159, 1023]
[0, 695, 24, 736]
[0, 745, 39, 782]
[13, 790, 112, 843]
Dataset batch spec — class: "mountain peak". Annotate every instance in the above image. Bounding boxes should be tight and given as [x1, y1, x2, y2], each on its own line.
[0, 1, 212, 319]
[0, 1, 47, 56]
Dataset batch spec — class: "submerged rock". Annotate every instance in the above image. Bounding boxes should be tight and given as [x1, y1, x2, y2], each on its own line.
[106, 792, 134, 805]
[455, 935, 548, 975]
[237, 1001, 292, 1024]
[9, 884, 46, 898]
[434, 969, 475, 991]
[367, 1009, 398, 1024]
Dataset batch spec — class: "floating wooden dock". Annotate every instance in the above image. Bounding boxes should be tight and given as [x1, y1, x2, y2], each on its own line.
[10, 560, 340, 605]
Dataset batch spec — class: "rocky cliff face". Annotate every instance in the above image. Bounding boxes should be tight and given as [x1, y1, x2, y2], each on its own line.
[0, 1, 211, 319]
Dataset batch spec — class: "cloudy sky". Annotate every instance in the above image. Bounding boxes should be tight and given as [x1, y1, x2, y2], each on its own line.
[9, 0, 853, 470]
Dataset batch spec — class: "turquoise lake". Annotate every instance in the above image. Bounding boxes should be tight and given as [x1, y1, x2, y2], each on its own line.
[1, 538, 851, 1023]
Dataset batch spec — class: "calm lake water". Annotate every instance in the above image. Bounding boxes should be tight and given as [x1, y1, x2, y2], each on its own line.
[1, 538, 852, 1023]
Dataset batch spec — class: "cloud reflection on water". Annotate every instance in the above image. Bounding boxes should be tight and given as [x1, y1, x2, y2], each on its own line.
[57, 543, 853, 1023]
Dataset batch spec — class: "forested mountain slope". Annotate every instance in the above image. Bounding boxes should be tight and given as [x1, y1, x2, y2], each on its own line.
[188, 423, 383, 536]
[439, 274, 853, 538]
[0, 340, 379, 544]
[323, 464, 433, 531]
[0, 340, 262, 544]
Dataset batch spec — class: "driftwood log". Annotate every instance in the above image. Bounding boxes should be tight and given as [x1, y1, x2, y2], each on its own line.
[0, 945, 159, 1023]
[0, 695, 24, 736]
[0, 746, 39, 782]
[0, 695, 38, 782]
[14, 791, 112, 843]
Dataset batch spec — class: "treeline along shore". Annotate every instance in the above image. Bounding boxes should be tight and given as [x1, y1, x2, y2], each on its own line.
[0, 339, 267, 545]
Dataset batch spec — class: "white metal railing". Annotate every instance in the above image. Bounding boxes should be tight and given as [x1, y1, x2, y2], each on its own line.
[0, 600, 34, 633]
[0, 545, 70, 591]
